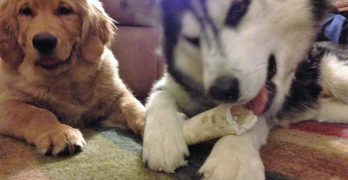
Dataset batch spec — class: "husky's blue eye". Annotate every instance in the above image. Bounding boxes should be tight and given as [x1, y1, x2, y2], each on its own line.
[225, 0, 251, 27]
[183, 36, 200, 47]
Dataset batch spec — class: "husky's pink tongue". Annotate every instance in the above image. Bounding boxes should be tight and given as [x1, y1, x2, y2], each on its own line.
[245, 87, 269, 116]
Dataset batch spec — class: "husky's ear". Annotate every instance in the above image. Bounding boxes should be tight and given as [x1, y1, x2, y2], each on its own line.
[80, 0, 116, 63]
[0, 0, 24, 68]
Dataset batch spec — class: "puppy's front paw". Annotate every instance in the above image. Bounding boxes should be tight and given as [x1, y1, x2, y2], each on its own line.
[199, 136, 265, 180]
[142, 115, 189, 173]
[129, 109, 146, 137]
[35, 124, 86, 156]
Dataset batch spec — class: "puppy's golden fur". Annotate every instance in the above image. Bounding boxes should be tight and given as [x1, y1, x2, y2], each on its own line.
[0, 0, 145, 155]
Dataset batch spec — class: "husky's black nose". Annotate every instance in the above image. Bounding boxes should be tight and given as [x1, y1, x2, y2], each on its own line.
[33, 33, 57, 54]
[209, 76, 240, 102]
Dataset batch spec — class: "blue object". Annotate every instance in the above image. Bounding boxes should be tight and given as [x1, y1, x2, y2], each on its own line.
[324, 14, 347, 44]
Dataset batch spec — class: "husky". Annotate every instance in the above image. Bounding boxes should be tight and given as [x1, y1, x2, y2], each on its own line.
[143, 0, 348, 179]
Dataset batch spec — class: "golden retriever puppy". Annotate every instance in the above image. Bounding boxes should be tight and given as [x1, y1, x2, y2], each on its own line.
[0, 0, 145, 156]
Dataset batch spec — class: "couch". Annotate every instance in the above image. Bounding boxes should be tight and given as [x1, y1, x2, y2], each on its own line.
[102, 0, 162, 99]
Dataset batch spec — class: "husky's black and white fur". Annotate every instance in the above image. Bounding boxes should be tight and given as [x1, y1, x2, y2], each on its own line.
[143, 0, 348, 179]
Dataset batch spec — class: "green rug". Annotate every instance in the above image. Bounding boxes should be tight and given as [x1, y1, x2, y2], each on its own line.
[4, 124, 344, 180]
[1, 126, 209, 180]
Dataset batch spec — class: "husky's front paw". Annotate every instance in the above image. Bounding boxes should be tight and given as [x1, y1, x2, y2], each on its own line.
[142, 115, 189, 173]
[199, 136, 265, 180]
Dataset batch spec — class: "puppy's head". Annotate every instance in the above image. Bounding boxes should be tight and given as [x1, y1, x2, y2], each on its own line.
[0, 0, 115, 75]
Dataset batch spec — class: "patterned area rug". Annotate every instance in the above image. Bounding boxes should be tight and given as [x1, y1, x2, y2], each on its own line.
[1, 122, 348, 180]
[262, 122, 348, 179]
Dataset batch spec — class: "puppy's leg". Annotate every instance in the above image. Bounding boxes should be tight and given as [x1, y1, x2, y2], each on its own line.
[200, 118, 269, 180]
[317, 98, 348, 124]
[0, 101, 85, 155]
[105, 85, 146, 136]
[142, 90, 189, 173]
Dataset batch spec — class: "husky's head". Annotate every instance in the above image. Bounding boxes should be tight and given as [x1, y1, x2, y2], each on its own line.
[159, 0, 328, 116]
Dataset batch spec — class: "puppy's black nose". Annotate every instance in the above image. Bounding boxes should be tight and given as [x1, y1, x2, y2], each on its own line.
[33, 33, 57, 54]
[209, 76, 240, 102]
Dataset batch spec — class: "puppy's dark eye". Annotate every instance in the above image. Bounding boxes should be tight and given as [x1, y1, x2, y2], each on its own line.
[19, 7, 33, 16]
[183, 36, 200, 47]
[57, 6, 74, 16]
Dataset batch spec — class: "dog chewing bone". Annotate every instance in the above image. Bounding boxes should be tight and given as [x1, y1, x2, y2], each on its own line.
[183, 105, 258, 145]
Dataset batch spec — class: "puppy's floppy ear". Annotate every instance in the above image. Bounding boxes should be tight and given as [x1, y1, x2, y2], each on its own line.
[80, 0, 116, 63]
[0, 0, 24, 67]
